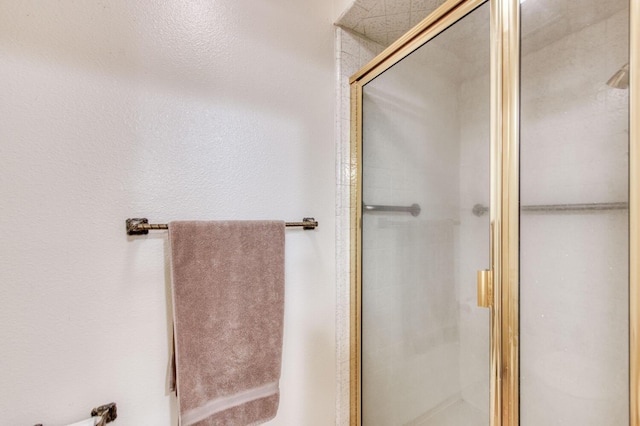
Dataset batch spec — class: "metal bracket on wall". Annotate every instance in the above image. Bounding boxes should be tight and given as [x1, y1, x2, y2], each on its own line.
[91, 402, 117, 426]
[33, 402, 117, 426]
[126, 218, 151, 235]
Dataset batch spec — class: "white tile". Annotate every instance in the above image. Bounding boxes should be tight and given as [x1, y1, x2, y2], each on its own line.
[367, 1, 386, 18]
[362, 15, 388, 36]
[410, 0, 429, 12]
[365, 32, 388, 46]
[355, 0, 379, 12]
[385, 12, 411, 33]
[340, 52, 360, 78]
[340, 30, 361, 57]
[388, 0, 411, 14]
[387, 30, 407, 44]
[336, 3, 368, 28]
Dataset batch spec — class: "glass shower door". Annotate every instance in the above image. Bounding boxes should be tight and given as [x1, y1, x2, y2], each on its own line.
[360, 3, 491, 425]
[519, 0, 630, 424]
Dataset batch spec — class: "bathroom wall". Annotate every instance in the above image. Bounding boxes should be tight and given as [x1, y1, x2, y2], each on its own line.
[0, 1, 336, 425]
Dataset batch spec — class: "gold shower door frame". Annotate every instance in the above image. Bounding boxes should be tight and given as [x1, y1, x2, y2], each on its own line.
[348, 0, 640, 425]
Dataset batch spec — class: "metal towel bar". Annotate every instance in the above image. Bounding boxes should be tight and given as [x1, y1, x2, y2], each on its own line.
[126, 217, 318, 235]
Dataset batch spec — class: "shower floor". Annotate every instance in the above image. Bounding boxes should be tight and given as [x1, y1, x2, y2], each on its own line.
[408, 399, 486, 426]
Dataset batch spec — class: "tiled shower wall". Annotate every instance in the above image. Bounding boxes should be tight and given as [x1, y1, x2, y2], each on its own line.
[335, 27, 384, 426]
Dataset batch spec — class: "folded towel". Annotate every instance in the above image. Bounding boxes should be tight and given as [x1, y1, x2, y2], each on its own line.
[169, 221, 285, 426]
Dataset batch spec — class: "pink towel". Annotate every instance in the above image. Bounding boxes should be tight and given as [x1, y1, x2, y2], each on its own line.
[169, 221, 285, 426]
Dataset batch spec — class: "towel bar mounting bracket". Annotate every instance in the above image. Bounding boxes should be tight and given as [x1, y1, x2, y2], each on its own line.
[32, 402, 117, 426]
[126, 218, 150, 235]
[302, 217, 316, 230]
[92, 402, 117, 424]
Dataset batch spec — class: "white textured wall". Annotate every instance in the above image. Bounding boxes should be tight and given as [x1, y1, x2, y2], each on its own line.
[0, 1, 336, 425]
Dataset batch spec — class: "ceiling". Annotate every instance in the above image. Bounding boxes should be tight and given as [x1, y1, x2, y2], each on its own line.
[337, 0, 627, 49]
[521, 0, 627, 55]
[336, 0, 448, 46]
[337, 0, 628, 84]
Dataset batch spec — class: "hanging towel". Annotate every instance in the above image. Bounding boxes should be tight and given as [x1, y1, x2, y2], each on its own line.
[169, 221, 285, 426]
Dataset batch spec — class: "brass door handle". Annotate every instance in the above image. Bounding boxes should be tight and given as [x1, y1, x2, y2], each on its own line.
[477, 269, 493, 308]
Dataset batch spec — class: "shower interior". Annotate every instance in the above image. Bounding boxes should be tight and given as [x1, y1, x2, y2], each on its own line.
[359, 0, 630, 424]
[361, 4, 491, 424]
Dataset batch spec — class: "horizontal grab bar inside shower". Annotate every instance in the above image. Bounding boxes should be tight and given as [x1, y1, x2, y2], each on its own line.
[472, 202, 628, 217]
[363, 203, 421, 217]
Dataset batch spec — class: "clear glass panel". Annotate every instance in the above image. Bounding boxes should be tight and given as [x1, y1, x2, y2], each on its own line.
[520, 0, 630, 424]
[361, 3, 490, 425]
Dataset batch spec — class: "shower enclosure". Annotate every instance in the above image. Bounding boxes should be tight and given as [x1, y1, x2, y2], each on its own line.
[349, 0, 638, 424]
